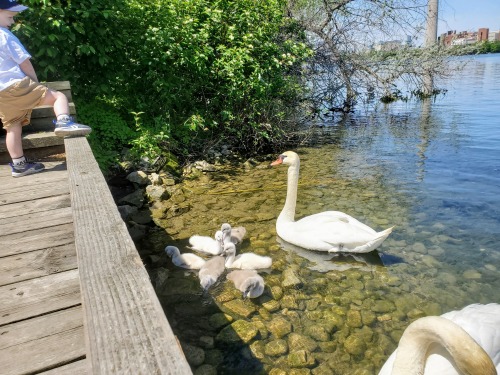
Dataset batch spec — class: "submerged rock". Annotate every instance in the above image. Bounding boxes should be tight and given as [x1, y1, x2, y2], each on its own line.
[194, 364, 217, 375]
[343, 333, 367, 356]
[287, 333, 318, 352]
[264, 339, 288, 356]
[463, 269, 482, 279]
[282, 268, 303, 288]
[180, 342, 205, 367]
[216, 320, 259, 344]
[288, 349, 316, 368]
[222, 299, 257, 318]
[208, 313, 233, 330]
[267, 316, 292, 339]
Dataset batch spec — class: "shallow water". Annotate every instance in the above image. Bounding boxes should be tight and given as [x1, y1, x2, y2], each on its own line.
[141, 54, 500, 374]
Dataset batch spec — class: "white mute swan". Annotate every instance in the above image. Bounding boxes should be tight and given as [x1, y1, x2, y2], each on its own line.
[271, 151, 393, 253]
[222, 243, 272, 270]
[221, 223, 247, 245]
[198, 255, 226, 290]
[165, 246, 206, 269]
[188, 230, 224, 255]
[379, 303, 500, 375]
[227, 270, 265, 298]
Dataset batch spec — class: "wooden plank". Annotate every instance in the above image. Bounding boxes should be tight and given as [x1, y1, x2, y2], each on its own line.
[64, 137, 192, 374]
[0, 194, 70, 219]
[38, 359, 89, 375]
[0, 243, 77, 286]
[0, 175, 68, 196]
[43, 81, 71, 91]
[0, 269, 81, 326]
[0, 132, 65, 154]
[0, 306, 85, 375]
[0, 182, 69, 206]
[32, 103, 77, 118]
[0, 223, 74, 257]
[43, 81, 73, 102]
[0, 206, 73, 236]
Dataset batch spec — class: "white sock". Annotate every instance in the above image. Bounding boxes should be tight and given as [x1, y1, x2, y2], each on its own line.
[12, 156, 26, 166]
[57, 114, 71, 121]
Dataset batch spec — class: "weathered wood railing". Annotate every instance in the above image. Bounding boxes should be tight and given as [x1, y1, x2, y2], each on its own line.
[65, 137, 192, 374]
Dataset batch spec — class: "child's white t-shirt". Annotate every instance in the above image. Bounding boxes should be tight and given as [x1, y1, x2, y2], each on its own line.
[0, 27, 30, 92]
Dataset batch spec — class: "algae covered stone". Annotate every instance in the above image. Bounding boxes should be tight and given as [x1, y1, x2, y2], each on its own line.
[209, 313, 233, 329]
[267, 316, 293, 339]
[216, 319, 259, 344]
[282, 268, 303, 288]
[343, 333, 367, 356]
[346, 309, 363, 328]
[288, 332, 318, 352]
[223, 299, 257, 318]
[265, 339, 289, 356]
[288, 349, 316, 368]
[249, 340, 266, 359]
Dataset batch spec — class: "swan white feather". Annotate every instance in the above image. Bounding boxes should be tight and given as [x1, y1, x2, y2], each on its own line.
[379, 303, 500, 375]
[271, 151, 393, 253]
[165, 246, 206, 270]
[222, 243, 272, 270]
[188, 231, 224, 255]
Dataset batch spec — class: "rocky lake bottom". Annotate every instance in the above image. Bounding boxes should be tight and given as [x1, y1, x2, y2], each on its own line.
[131, 143, 500, 375]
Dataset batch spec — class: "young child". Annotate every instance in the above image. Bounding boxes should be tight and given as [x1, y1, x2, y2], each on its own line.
[0, 0, 92, 177]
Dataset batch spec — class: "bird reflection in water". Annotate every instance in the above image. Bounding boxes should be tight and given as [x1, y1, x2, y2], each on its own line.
[277, 237, 404, 272]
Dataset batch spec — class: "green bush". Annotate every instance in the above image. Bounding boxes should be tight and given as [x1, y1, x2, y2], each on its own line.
[16, 0, 311, 168]
[76, 99, 135, 171]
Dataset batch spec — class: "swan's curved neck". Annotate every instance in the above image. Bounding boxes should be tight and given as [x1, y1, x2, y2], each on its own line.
[279, 161, 300, 223]
[225, 252, 235, 267]
[391, 316, 496, 375]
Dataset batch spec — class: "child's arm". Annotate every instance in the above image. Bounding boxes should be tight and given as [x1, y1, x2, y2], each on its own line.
[19, 58, 39, 83]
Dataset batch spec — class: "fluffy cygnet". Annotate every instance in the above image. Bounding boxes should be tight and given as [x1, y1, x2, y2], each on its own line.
[198, 255, 226, 290]
[227, 270, 265, 298]
[165, 246, 206, 269]
[221, 223, 247, 245]
[188, 231, 224, 255]
[223, 243, 272, 270]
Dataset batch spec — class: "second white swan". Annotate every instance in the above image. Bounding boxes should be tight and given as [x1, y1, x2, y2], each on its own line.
[378, 303, 500, 375]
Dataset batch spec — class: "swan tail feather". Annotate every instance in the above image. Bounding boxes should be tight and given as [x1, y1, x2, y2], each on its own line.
[351, 226, 394, 253]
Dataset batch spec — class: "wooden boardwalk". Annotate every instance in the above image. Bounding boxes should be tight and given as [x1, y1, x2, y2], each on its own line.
[0, 138, 192, 374]
[0, 160, 88, 374]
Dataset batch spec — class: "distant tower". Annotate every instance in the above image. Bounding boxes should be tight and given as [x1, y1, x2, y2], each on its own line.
[423, 0, 439, 96]
[425, 0, 439, 46]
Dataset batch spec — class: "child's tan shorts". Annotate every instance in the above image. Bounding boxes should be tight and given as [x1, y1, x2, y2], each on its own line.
[0, 77, 48, 129]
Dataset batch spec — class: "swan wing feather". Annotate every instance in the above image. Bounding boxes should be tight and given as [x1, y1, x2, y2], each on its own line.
[278, 212, 390, 252]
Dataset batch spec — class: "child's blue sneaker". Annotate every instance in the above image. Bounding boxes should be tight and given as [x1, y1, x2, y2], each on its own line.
[10, 160, 45, 177]
[54, 116, 92, 137]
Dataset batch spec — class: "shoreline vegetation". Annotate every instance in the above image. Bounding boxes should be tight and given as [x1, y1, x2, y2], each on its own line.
[15, 1, 500, 179]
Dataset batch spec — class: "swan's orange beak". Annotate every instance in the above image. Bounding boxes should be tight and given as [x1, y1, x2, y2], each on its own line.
[270, 155, 284, 166]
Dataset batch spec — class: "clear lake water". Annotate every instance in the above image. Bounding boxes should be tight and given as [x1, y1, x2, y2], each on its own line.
[140, 54, 500, 375]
